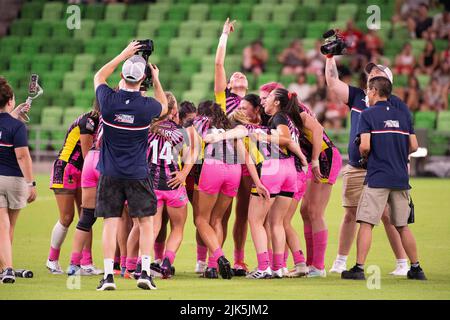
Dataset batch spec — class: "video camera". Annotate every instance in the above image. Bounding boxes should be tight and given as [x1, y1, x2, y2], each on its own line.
[354, 136, 368, 169]
[320, 29, 347, 56]
[135, 39, 154, 91]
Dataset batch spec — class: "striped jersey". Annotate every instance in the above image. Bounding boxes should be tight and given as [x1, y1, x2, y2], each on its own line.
[215, 88, 242, 115]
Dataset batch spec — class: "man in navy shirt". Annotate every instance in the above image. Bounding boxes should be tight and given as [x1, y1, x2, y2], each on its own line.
[341, 76, 426, 281]
[326, 55, 410, 276]
[93, 41, 168, 291]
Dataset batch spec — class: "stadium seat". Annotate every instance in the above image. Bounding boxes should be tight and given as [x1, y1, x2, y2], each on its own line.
[10, 19, 33, 37]
[41, 107, 64, 128]
[241, 22, 262, 41]
[63, 72, 86, 92]
[190, 74, 212, 92]
[84, 4, 105, 20]
[115, 21, 137, 38]
[61, 39, 83, 55]
[42, 2, 64, 21]
[94, 21, 116, 38]
[0, 54, 9, 72]
[52, 54, 74, 73]
[182, 90, 206, 105]
[10, 54, 31, 73]
[230, 4, 252, 21]
[147, 3, 169, 21]
[168, 38, 190, 57]
[292, 6, 316, 22]
[209, 4, 230, 21]
[251, 5, 272, 23]
[410, 39, 426, 57]
[136, 21, 159, 39]
[157, 22, 180, 38]
[179, 21, 201, 38]
[104, 3, 127, 21]
[167, 4, 189, 21]
[63, 108, 85, 128]
[415, 111, 436, 130]
[74, 54, 96, 73]
[336, 4, 358, 22]
[20, 38, 42, 55]
[256, 73, 279, 88]
[284, 22, 306, 39]
[30, 54, 52, 75]
[51, 22, 74, 38]
[190, 38, 213, 57]
[306, 22, 329, 39]
[437, 111, 450, 131]
[315, 4, 337, 22]
[51, 92, 74, 109]
[179, 57, 201, 75]
[125, 4, 148, 20]
[32, 21, 53, 38]
[73, 20, 95, 40]
[188, 4, 209, 21]
[84, 38, 107, 55]
[40, 72, 64, 91]
[74, 91, 95, 109]
[20, 2, 44, 20]
[199, 21, 221, 38]
[272, 5, 295, 25]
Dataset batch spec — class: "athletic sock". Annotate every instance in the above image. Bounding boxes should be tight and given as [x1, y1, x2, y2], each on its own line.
[411, 261, 420, 268]
[141, 255, 151, 274]
[49, 221, 68, 260]
[397, 258, 408, 267]
[126, 257, 137, 272]
[207, 256, 218, 269]
[272, 253, 284, 271]
[356, 263, 364, 271]
[120, 256, 127, 269]
[114, 256, 120, 265]
[268, 249, 273, 267]
[312, 230, 328, 270]
[212, 248, 224, 261]
[197, 245, 208, 262]
[234, 249, 245, 264]
[164, 250, 176, 265]
[283, 250, 289, 268]
[336, 254, 348, 264]
[80, 249, 93, 266]
[256, 252, 270, 271]
[70, 252, 82, 266]
[303, 224, 313, 266]
[154, 242, 165, 261]
[293, 250, 306, 265]
[104, 258, 114, 279]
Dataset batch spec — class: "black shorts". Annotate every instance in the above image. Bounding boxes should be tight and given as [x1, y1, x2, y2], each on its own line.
[95, 175, 157, 219]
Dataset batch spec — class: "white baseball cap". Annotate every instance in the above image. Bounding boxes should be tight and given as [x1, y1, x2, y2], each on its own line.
[365, 63, 394, 84]
[122, 55, 146, 83]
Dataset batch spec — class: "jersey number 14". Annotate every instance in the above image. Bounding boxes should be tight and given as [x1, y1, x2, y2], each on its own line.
[149, 140, 173, 164]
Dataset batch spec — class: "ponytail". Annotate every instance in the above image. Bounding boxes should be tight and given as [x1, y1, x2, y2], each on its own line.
[272, 88, 304, 131]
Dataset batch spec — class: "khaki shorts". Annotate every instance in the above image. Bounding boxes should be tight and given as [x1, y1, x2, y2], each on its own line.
[0, 176, 28, 210]
[342, 164, 367, 207]
[356, 186, 410, 227]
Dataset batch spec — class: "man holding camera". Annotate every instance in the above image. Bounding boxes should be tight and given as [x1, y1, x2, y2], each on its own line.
[341, 76, 426, 281]
[324, 40, 411, 276]
[93, 41, 168, 291]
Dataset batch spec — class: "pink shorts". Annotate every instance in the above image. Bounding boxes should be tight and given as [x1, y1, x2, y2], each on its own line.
[241, 164, 250, 177]
[50, 160, 81, 191]
[293, 170, 307, 201]
[198, 159, 242, 197]
[155, 187, 188, 208]
[253, 157, 298, 197]
[81, 150, 100, 188]
[306, 147, 342, 185]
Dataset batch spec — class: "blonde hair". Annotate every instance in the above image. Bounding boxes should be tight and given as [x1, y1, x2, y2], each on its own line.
[228, 109, 253, 127]
[150, 91, 177, 133]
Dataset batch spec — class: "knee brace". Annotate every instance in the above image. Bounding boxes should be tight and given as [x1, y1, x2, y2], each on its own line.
[76, 208, 96, 232]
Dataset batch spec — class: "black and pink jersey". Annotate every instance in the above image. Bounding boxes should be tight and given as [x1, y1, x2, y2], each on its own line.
[91, 115, 103, 151]
[193, 115, 238, 164]
[147, 120, 190, 190]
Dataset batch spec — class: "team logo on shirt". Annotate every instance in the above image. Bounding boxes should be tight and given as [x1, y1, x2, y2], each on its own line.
[0, 131, 2, 139]
[86, 118, 95, 132]
[384, 120, 400, 128]
[114, 114, 135, 124]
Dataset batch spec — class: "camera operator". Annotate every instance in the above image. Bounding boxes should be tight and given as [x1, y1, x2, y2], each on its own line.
[341, 76, 426, 281]
[325, 38, 410, 275]
[0, 77, 36, 284]
[93, 41, 168, 291]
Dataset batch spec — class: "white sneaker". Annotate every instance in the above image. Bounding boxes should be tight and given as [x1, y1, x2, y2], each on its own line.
[307, 266, 326, 278]
[282, 267, 289, 276]
[287, 263, 309, 278]
[80, 264, 104, 276]
[46, 259, 64, 275]
[272, 268, 284, 279]
[329, 259, 347, 274]
[246, 267, 272, 279]
[389, 264, 409, 276]
[195, 260, 207, 274]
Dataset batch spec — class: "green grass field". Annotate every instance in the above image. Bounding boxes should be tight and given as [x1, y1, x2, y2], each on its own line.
[1, 175, 449, 300]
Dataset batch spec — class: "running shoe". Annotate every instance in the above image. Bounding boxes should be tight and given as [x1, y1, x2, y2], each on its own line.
[67, 264, 81, 276]
[46, 259, 64, 275]
[96, 274, 116, 291]
[217, 256, 233, 280]
[160, 257, 173, 279]
[133, 262, 142, 280]
[245, 267, 272, 279]
[307, 266, 327, 278]
[150, 262, 163, 278]
[341, 265, 365, 280]
[201, 267, 218, 279]
[80, 264, 103, 276]
[272, 268, 284, 279]
[329, 259, 347, 274]
[137, 270, 157, 290]
[195, 260, 207, 274]
[232, 261, 249, 277]
[1, 268, 15, 284]
[389, 264, 409, 276]
[287, 263, 309, 278]
[407, 266, 427, 280]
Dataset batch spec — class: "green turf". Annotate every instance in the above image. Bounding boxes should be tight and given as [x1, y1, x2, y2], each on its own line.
[1, 176, 449, 300]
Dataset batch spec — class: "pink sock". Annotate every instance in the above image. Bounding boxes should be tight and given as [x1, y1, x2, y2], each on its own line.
[137, 257, 142, 264]
[197, 245, 207, 262]
[272, 253, 284, 271]
[80, 249, 92, 266]
[48, 247, 60, 261]
[70, 252, 82, 266]
[312, 230, 328, 270]
[283, 250, 289, 268]
[120, 256, 127, 268]
[213, 248, 224, 261]
[304, 224, 313, 266]
[207, 256, 218, 269]
[293, 250, 306, 265]
[126, 257, 137, 271]
[256, 252, 270, 270]
[268, 249, 273, 266]
[164, 250, 176, 265]
[114, 256, 120, 264]
[154, 242, 165, 261]
[234, 249, 245, 263]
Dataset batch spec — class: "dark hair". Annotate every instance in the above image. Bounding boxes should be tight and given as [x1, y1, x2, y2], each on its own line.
[197, 100, 231, 130]
[179, 101, 197, 121]
[242, 94, 261, 109]
[0, 77, 14, 109]
[368, 76, 392, 98]
[270, 88, 304, 131]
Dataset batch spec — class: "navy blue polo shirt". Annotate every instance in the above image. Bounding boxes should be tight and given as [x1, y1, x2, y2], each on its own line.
[96, 84, 162, 179]
[0, 113, 28, 177]
[347, 86, 410, 168]
[357, 100, 414, 190]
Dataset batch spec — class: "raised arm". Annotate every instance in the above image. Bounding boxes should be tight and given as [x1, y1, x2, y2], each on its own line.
[149, 63, 168, 116]
[325, 56, 349, 104]
[215, 18, 236, 94]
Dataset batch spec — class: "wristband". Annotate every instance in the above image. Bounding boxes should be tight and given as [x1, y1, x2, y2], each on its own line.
[27, 181, 36, 187]
[311, 160, 320, 168]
